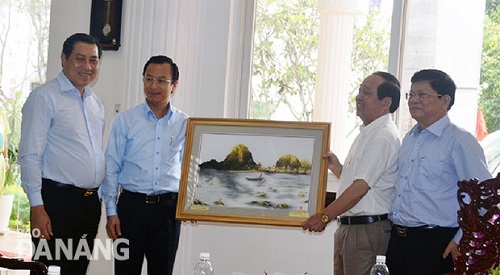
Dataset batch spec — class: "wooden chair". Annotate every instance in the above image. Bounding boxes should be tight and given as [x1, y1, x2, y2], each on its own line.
[0, 253, 48, 275]
[454, 173, 500, 274]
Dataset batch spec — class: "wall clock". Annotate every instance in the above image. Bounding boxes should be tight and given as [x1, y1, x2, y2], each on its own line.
[89, 0, 123, 51]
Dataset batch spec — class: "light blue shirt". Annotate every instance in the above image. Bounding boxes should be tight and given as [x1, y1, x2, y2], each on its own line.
[390, 115, 491, 242]
[19, 72, 105, 206]
[102, 101, 188, 216]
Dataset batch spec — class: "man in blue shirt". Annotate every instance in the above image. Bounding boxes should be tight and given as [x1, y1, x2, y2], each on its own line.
[387, 69, 492, 274]
[102, 55, 188, 274]
[19, 33, 105, 274]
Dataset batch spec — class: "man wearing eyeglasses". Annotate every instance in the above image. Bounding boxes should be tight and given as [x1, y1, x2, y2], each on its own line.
[102, 55, 188, 274]
[387, 69, 491, 274]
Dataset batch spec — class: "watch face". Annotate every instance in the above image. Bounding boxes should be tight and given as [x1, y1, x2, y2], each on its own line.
[322, 215, 329, 223]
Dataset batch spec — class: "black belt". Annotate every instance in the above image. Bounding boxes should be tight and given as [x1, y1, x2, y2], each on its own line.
[121, 189, 177, 204]
[42, 178, 98, 197]
[338, 214, 388, 225]
[392, 224, 457, 238]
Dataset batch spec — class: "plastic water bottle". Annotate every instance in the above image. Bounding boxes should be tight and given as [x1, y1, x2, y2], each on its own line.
[194, 252, 214, 275]
[47, 265, 61, 275]
[370, 255, 389, 275]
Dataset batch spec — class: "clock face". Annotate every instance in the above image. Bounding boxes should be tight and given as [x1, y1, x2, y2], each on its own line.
[103, 24, 112, 37]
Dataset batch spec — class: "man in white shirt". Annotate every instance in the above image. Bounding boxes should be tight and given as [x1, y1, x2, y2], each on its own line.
[302, 71, 401, 275]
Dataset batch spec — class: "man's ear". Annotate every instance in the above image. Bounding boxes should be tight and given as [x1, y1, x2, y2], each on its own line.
[60, 52, 67, 67]
[383, 97, 392, 110]
[441, 94, 451, 110]
[171, 81, 178, 95]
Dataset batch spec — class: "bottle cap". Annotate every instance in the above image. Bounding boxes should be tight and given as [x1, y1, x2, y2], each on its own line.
[376, 255, 386, 262]
[48, 265, 61, 273]
[200, 252, 210, 260]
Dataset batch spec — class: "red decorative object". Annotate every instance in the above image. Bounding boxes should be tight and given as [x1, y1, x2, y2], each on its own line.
[454, 173, 500, 274]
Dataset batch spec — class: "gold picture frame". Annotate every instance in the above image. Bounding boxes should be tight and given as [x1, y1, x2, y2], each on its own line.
[176, 118, 331, 227]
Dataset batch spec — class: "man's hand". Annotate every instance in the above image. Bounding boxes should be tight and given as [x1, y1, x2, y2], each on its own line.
[30, 205, 53, 240]
[106, 215, 122, 240]
[323, 151, 342, 178]
[443, 239, 461, 260]
[302, 212, 328, 233]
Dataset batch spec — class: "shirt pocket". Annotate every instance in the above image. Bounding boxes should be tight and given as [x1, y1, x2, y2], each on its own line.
[165, 136, 184, 163]
[414, 158, 444, 191]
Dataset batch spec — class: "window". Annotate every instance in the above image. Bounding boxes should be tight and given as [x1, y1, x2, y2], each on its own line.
[249, 0, 495, 174]
[249, 0, 493, 146]
[249, 0, 394, 159]
[250, 0, 319, 122]
[0, 0, 51, 260]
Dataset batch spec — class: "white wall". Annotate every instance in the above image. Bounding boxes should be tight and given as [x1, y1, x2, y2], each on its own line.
[47, 0, 336, 274]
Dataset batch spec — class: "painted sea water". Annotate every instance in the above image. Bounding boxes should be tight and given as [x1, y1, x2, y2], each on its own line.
[193, 169, 311, 212]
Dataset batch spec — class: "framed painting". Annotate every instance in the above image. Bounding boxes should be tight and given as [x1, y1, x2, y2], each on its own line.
[89, 0, 123, 50]
[176, 118, 331, 227]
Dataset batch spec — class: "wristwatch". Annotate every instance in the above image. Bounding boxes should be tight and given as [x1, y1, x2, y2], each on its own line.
[321, 212, 330, 224]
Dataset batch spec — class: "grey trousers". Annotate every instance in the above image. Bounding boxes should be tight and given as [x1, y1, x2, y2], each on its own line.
[333, 219, 391, 275]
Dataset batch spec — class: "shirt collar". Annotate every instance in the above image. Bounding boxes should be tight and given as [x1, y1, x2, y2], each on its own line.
[56, 71, 92, 98]
[410, 114, 450, 137]
[140, 101, 174, 120]
[359, 113, 392, 134]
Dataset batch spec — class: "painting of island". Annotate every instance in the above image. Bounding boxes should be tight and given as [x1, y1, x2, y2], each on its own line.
[191, 133, 314, 213]
[176, 118, 330, 226]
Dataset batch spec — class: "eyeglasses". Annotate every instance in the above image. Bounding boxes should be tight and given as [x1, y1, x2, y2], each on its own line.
[405, 92, 443, 100]
[143, 76, 173, 87]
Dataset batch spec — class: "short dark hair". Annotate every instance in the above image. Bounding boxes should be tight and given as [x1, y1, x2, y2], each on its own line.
[62, 33, 102, 59]
[411, 69, 456, 110]
[142, 55, 179, 82]
[373, 71, 401, 113]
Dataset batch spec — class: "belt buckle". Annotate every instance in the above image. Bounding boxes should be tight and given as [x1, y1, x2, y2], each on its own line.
[396, 226, 407, 237]
[84, 190, 94, 196]
[146, 195, 160, 204]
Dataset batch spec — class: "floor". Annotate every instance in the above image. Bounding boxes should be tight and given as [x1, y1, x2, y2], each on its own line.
[0, 230, 32, 274]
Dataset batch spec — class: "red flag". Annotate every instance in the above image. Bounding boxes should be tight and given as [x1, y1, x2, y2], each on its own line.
[476, 108, 488, 141]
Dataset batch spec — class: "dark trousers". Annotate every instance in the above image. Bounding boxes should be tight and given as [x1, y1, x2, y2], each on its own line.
[386, 225, 458, 275]
[115, 190, 180, 275]
[31, 179, 101, 275]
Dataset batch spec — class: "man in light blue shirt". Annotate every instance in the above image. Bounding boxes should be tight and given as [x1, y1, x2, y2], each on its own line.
[102, 55, 188, 275]
[387, 69, 491, 274]
[19, 33, 104, 274]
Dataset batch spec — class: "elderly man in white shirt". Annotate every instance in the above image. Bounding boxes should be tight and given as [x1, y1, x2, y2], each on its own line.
[302, 71, 401, 275]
